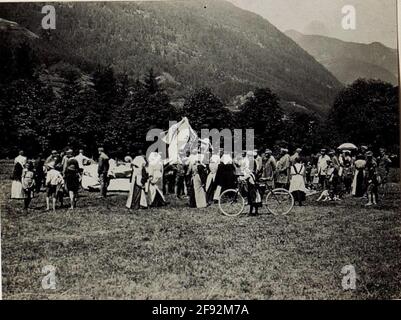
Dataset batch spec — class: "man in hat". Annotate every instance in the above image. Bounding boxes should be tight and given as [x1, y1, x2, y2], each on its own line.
[45, 150, 62, 172]
[254, 150, 263, 178]
[360, 145, 369, 157]
[290, 148, 302, 166]
[262, 149, 276, 188]
[317, 149, 331, 190]
[62, 149, 75, 175]
[276, 148, 290, 189]
[329, 150, 340, 172]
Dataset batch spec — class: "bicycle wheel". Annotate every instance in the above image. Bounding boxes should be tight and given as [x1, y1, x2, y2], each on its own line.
[219, 189, 245, 217]
[265, 188, 294, 215]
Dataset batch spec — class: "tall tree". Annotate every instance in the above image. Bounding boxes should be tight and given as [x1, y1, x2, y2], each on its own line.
[238, 88, 284, 149]
[329, 79, 399, 151]
[182, 87, 235, 132]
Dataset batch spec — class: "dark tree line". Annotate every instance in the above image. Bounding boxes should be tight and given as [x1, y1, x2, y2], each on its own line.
[0, 40, 399, 159]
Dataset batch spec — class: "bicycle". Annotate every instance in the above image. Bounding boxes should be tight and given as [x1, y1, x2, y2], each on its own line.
[218, 176, 294, 217]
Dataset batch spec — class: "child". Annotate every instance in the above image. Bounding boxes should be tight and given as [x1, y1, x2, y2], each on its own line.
[311, 164, 319, 190]
[289, 158, 308, 206]
[175, 162, 186, 199]
[326, 160, 340, 201]
[21, 161, 35, 212]
[366, 152, 379, 206]
[244, 168, 262, 216]
[45, 162, 64, 212]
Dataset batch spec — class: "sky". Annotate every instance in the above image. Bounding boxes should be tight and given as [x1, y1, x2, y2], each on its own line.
[227, 0, 398, 48]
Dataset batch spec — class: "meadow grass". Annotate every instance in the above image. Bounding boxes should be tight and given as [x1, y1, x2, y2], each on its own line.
[1, 160, 400, 300]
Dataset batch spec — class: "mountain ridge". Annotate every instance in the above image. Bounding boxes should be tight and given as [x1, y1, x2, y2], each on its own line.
[0, 0, 343, 114]
[285, 29, 398, 85]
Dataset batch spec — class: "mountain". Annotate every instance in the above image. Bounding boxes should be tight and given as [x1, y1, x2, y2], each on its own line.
[285, 30, 399, 85]
[0, 0, 343, 114]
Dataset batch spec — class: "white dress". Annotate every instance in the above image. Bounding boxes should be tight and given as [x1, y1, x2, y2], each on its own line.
[11, 159, 25, 199]
[289, 164, 308, 193]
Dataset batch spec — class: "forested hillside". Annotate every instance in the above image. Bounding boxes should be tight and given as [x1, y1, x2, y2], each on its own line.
[0, 0, 342, 113]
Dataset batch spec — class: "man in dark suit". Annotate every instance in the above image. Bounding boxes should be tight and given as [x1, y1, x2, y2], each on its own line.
[97, 147, 110, 198]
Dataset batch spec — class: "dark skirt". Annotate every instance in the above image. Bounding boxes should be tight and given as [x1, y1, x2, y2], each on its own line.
[65, 170, 80, 192]
[188, 183, 196, 208]
[150, 190, 166, 208]
[247, 183, 262, 207]
[354, 169, 365, 197]
[128, 183, 143, 210]
[292, 190, 306, 203]
[206, 178, 217, 204]
[215, 164, 236, 192]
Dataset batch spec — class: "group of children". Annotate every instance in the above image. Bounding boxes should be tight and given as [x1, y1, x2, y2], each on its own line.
[11, 149, 82, 212]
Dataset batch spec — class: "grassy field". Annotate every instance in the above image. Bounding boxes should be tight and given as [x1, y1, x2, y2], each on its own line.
[1, 160, 400, 300]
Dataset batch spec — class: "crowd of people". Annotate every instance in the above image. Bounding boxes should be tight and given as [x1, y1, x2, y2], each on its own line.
[10, 144, 394, 214]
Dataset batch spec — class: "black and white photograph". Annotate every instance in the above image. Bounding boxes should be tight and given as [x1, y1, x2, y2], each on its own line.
[0, 0, 400, 301]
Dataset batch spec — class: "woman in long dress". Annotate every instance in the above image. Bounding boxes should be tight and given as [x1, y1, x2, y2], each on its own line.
[126, 155, 148, 210]
[11, 152, 26, 199]
[64, 157, 80, 210]
[205, 154, 220, 204]
[352, 155, 366, 197]
[146, 152, 166, 207]
[289, 158, 308, 206]
[215, 153, 236, 199]
[188, 158, 207, 208]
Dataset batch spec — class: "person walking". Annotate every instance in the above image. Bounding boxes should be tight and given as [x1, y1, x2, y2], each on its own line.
[45, 162, 64, 212]
[64, 152, 80, 209]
